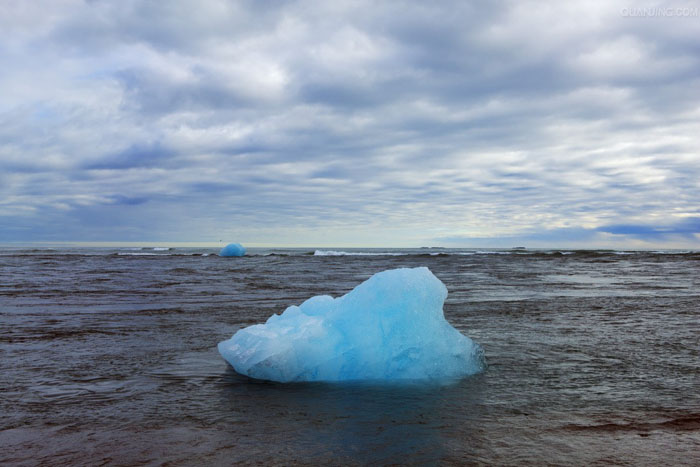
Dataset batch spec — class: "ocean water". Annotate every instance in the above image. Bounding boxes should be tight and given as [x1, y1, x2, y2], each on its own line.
[1, 247, 699, 465]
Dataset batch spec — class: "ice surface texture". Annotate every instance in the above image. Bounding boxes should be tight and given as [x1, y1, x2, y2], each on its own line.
[219, 243, 246, 257]
[218, 267, 485, 382]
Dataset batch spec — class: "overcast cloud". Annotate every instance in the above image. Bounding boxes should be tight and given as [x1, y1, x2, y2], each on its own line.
[1, 0, 699, 247]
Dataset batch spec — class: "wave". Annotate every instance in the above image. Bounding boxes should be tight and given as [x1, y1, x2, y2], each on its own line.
[309, 249, 700, 259]
[314, 250, 409, 256]
[313, 249, 590, 257]
[117, 252, 159, 256]
[313, 249, 541, 257]
[563, 414, 700, 432]
[470, 251, 513, 255]
[116, 252, 214, 257]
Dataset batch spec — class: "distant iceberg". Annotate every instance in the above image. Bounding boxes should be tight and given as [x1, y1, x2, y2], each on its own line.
[219, 243, 246, 257]
[218, 267, 485, 382]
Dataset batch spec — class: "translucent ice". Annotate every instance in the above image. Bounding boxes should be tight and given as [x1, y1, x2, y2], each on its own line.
[218, 267, 485, 382]
[219, 243, 246, 257]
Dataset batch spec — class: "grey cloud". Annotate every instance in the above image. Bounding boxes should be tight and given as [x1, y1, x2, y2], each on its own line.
[1, 0, 699, 246]
[438, 217, 700, 247]
[598, 217, 700, 239]
[48, 0, 284, 54]
[85, 143, 176, 170]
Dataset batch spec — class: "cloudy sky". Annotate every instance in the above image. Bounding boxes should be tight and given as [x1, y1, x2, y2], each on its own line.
[1, 0, 699, 247]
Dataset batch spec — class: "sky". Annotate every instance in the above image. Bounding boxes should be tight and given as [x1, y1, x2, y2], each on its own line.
[1, 0, 699, 248]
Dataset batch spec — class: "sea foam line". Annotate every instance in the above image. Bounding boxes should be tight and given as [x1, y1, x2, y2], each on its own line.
[314, 250, 408, 256]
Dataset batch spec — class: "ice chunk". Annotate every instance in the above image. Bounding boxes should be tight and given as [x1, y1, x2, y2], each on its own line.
[218, 267, 485, 382]
[219, 243, 246, 257]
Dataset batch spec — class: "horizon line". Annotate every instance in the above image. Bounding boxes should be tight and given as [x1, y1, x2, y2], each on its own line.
[0, 241, 697, 252]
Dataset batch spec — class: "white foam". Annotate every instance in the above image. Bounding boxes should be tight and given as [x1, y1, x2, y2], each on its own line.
[314, 250, 407, 256]
[117, 252, 158, 256]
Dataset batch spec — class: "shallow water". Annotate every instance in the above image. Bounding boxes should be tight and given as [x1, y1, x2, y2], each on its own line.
[1, 247, 699, 465]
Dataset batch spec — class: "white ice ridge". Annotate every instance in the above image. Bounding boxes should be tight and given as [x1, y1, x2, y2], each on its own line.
[218, 267, 485, 382]
[219, 243, 246, 257]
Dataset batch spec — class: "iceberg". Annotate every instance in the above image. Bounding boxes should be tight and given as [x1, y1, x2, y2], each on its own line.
[218, 267, 485, 382]
[219, 243, 246, 257]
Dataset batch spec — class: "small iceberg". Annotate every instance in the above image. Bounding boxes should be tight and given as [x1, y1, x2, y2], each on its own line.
[218, 267, 485, 382]
[219, 243, 246, 257]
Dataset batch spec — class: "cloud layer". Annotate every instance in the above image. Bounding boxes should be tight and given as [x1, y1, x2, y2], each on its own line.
[1, 0, 699, 246]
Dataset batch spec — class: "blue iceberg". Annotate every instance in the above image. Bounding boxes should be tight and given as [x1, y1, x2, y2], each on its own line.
[218, 267, 485, 382]
[219, 243, 246, 257]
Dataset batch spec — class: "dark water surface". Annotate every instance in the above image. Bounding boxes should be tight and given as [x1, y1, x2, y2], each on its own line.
[1, 247, 699, 465]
